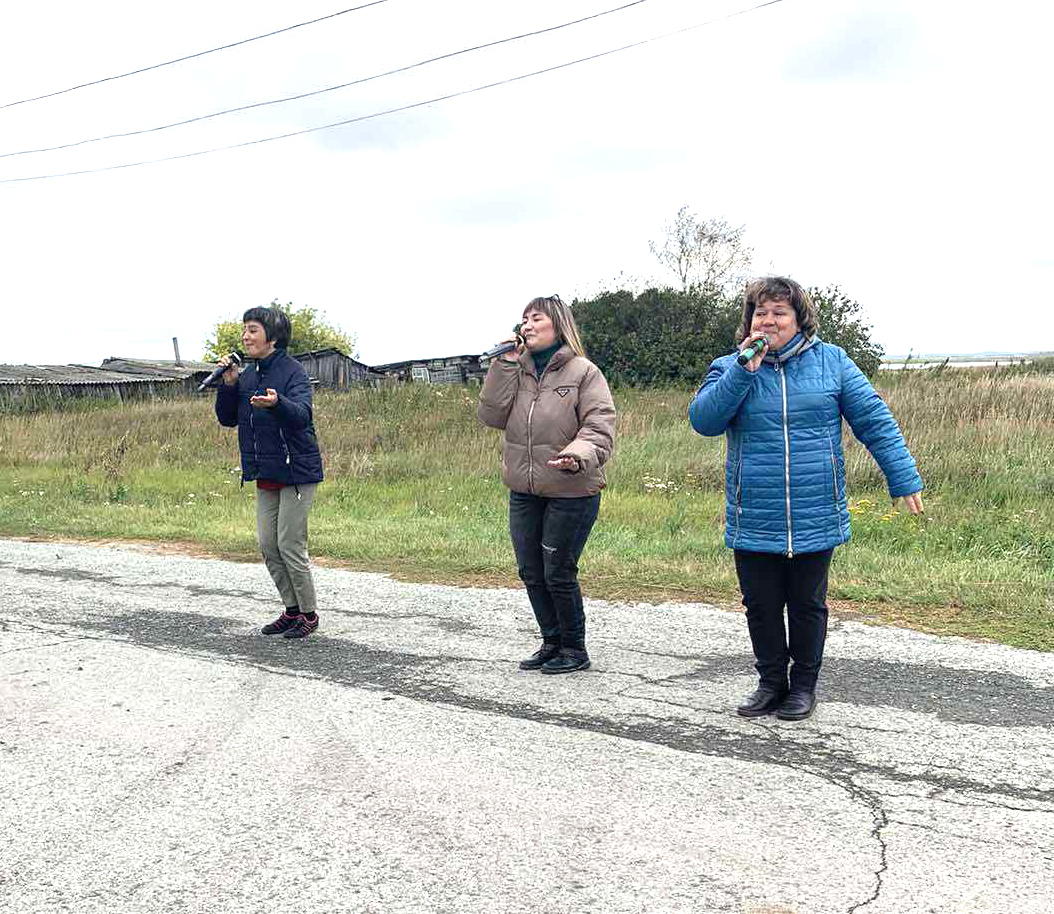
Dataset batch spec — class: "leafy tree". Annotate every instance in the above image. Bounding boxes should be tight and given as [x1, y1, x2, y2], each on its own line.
[573, 287, 740, 385]
[809, 286, 884, 378]
[649, 206, 753, 294]
[202, 301, 356, 361]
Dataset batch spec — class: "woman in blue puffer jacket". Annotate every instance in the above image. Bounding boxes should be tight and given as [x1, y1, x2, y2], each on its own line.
[689, 276, 923, 721]
[215, 306, 324, 640]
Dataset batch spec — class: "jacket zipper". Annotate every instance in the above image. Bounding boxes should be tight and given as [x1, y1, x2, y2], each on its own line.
[775, 361, 793, 557]
[525, 356, 556, 495]
[526, 396, 537, 494]
[248, 371, 258, 476]
[733, 449, 743, 544]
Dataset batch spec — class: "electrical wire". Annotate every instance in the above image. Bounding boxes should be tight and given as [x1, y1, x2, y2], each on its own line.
[0, 1, 646, 159]
[0, 1, 785, 185]
[0, 1, 393, 111]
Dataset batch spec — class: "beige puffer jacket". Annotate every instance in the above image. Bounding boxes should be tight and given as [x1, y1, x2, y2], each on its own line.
[478, 345, 616, 497]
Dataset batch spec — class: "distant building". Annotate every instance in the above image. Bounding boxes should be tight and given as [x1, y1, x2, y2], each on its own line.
[291, 348, 386, 388]
[0, 345, 491, 412]
[371, 353, 487, 385]
[0, 363, 184, 410]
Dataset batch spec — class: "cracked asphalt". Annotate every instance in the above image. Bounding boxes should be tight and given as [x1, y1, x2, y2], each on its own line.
[2, 538, 1052, 914]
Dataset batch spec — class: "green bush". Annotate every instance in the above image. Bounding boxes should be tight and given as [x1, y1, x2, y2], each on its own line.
[573, 287, 739, 385]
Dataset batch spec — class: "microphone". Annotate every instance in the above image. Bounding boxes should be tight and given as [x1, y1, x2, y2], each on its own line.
[737, 335, 770, 366]
[481, 340, 519, 359]
[198, 351, 243, 391]
[480, 324, 525, 363]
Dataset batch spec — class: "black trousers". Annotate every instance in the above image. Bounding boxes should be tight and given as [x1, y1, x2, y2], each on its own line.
[733, 548, 834, 693]
[509, 491, 601, 651]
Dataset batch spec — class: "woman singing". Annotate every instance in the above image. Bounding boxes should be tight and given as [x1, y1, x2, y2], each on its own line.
[478, 295, 616, 674]
[215, 305, 324, 639]
[689, 277, 923, 720]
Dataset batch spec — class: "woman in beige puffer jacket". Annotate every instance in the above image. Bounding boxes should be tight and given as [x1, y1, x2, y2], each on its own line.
[478, 295, 616, 674]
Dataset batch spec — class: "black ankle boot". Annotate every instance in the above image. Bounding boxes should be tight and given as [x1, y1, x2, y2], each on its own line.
[736, 686, 788, 718]
[776, 690, 816, 721]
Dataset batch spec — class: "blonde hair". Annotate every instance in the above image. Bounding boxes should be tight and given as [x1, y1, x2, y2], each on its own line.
[522, 295, 586, 357]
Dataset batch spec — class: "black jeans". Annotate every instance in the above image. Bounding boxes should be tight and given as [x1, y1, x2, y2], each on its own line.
[733, 548, 834, 693]
[509, 491, 601, 652]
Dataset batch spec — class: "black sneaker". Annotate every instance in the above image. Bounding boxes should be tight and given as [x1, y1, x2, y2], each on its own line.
[519, 643, 561, 670]
[283, 614, 319, 639]
[540, 648, 590, 675]
[261, 611, 300, 635]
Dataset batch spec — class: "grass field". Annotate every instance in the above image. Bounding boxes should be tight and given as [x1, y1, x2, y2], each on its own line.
[1, 366, 1051, 650]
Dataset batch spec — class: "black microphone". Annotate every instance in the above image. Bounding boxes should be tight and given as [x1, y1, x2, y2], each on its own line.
[198, 351, 243, 391]
[737, 335, 770, 366]
[481, 340, 519, 359]
[480, 324, 525, 362]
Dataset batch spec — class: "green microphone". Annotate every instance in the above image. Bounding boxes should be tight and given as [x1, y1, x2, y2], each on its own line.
[737, 335, 770, 366]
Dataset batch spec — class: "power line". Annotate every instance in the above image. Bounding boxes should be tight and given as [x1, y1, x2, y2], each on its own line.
[0, 1, 393, 111]
[0, 1, 785, 185]
[0, 1, 646, 160]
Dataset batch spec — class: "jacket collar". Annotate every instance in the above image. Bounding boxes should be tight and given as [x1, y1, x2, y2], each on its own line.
[257, 347, 284, 371]
[762, 333, 816, 364]
[519, 342, 575, 377]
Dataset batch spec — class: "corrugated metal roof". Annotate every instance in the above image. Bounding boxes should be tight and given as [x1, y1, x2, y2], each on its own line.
[101, 357, 212, 378]
[0, 364, 180, 386]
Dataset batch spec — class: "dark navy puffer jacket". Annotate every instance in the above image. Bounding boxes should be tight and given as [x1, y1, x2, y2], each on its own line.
[215, 348, 323, 485]
[689, 335, 921, 556]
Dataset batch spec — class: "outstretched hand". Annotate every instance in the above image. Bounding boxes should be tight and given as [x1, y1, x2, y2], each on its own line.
[547, 456, 580, 472]
[250, 388, 278, 408]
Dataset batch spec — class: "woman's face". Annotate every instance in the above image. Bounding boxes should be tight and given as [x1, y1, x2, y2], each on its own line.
[521, 309, 559, 352]
[750, 297, 800, 351]
[242, 320, 275, 359]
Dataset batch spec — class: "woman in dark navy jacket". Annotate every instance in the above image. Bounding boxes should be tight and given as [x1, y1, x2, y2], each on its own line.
[689, 277, 923, 720]
[215, 306, 324, 639]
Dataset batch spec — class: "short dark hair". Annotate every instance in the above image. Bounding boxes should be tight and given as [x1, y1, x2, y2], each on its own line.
[736, 276, 817, 343]
[242, 305, 291, 348]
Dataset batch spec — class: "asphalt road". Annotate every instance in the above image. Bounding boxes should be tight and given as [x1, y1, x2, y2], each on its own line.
[2, 538, 1052, 914]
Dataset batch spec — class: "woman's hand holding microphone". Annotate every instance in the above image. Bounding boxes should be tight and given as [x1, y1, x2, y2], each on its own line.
[499, 333, 525, 362]
[218, 354, 240, 386]
[737, 334, 770, 373]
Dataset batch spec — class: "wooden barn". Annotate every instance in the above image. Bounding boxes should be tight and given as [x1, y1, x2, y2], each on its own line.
[371, 353, 486, 385]
[0, 364, 184, 411]
[292, 348, 386, 388]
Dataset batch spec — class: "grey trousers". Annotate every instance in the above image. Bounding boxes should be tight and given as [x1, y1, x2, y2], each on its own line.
[256, 484, 318, 613]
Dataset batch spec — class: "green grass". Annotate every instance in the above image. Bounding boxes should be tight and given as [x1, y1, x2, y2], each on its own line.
[2, 368, 1052, 650]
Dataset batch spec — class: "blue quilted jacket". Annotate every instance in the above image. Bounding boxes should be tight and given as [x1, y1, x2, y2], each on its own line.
[215, 348, 323, 485]
[688, 335, 921, 555]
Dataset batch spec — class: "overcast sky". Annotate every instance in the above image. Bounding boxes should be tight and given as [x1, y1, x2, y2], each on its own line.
[1, 0, 1050, 366]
